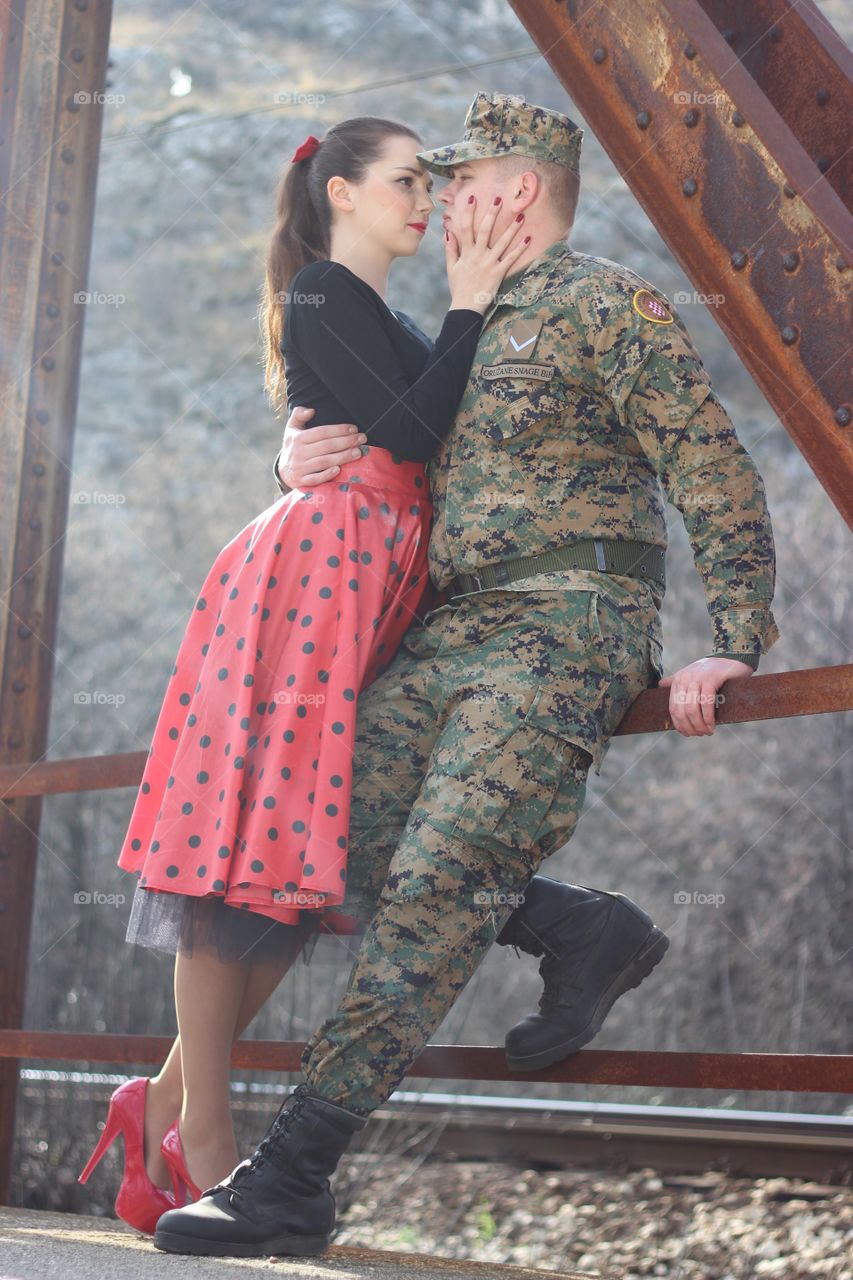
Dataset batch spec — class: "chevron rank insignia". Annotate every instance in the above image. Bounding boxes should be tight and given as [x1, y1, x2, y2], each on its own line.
[632, 288, 674, 324]
[500, 319, 543, 361]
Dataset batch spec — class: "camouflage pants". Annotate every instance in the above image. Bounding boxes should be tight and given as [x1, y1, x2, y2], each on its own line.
[301, 580, 662, 1113]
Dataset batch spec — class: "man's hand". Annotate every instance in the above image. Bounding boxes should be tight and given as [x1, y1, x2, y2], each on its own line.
[658, 656, 754, 736]
[278, 406, 367, 489]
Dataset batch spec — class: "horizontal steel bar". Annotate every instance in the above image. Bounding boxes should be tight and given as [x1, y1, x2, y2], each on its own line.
[2, 665, 850, 799]
[0, 1031, 850, 1093]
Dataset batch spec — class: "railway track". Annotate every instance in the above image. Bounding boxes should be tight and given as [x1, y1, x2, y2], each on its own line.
[20, 1071, 853, 1183]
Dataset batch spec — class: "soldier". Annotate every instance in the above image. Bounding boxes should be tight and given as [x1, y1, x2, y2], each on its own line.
[154, 93, 779, 1258]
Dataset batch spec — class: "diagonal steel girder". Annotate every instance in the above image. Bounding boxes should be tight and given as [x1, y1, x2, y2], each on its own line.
[508, 0, 853, 528]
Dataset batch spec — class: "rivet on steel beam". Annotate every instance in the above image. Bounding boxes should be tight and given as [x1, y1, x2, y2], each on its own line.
[41, 356, 55, 371]
[61, 148, 74, 164]
[23, 571, 35, 584]
[836, 257, 849, 272]
[731, 251, 748, 270]
[722, 29, 736, 44]
[51, 253, 62, 265]
[780, 325, 799, 345]
[66, 97, 80, 113]
[783, 184, 796, 198]
[32, 461, 46, 475]
[35, 411, 49, 425]
[12, 680, 25, 694]
[816, 87, 829, 105]
[769, 26, 782, 42]
[56, 200, 70, 214]
[684, 44, 697, 59]
[29, 516, 42, 531]
[46, 303, 59, 318]
[75, 0, 88, 9]
[636, 111, 651, 130]
[17, 624, 31, 640]
[682, 179, 698, 197]
[683, 109, 700, 128]
[816, 157, 829, 173]
[71, 48, 84, 63]
[592, 47, 607, 64]
[782, 251, 800, 272]
[835, 406, 852, 427]
[731, 111, 745, 128]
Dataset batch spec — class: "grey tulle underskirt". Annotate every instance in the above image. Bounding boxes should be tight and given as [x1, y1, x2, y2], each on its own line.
[124, 880, 345, 965]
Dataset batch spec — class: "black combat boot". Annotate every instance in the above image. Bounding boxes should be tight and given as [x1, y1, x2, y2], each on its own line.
[153, 1081, 367, 1257]
[496, 876, 669, 1071]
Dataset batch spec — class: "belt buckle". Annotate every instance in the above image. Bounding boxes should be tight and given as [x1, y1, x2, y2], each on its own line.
[593, 539, 608, 572]
[470, 571, 485, 591]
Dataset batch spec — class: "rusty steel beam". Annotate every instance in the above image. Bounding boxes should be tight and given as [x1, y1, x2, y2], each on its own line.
[0, 0, 114, 1208]
[509, 0, 853, 527]
[1, 664, 850, 800]
[695, 0, 853, 209]
[1, 1030, 851, 1093]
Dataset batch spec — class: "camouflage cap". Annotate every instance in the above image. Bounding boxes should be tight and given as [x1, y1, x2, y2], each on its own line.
[417, 92, 583, 177]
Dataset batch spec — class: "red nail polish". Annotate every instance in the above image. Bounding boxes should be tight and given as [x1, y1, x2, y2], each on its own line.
[468, 194, 475, 203]
[524, 235, 531, 243]
[516, 213, 524, 222]
[493, 196, 501, 205]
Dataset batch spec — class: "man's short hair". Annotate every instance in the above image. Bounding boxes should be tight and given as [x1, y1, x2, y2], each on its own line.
[496, 153, 580, 229]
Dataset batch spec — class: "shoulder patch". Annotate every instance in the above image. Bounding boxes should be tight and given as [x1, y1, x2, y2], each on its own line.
[632, 288, 673, 324]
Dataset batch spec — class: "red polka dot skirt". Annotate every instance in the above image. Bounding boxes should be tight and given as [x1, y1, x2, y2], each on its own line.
[118, 446, 431, 930]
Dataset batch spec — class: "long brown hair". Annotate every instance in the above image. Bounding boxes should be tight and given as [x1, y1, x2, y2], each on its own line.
[260, 116, 422, 417]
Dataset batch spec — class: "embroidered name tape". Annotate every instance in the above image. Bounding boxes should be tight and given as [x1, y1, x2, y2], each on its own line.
[481, 362, 555, 381]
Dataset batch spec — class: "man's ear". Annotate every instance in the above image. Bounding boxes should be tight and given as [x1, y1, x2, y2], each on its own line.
[327, 176, 354, 214]
[514, 169, 541, 211]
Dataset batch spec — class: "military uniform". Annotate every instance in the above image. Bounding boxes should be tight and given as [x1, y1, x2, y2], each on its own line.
[271, 94, 780, 1113]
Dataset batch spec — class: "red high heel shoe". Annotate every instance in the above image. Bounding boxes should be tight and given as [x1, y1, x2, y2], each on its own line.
[160, 1119, 203, 1203]
[78, 1076, 177, 1233]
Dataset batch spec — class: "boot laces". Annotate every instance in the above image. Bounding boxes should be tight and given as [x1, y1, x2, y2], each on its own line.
[210, 1082, 312, 1204]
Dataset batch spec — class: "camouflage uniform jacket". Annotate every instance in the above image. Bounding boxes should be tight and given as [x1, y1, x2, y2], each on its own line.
[427, 239, 780, 659]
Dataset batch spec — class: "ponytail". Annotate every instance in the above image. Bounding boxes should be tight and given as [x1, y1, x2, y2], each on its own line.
[260, 116, 421, 417]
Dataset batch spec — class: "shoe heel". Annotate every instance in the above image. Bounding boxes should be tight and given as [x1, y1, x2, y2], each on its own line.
[78, 1100, 122, 1183]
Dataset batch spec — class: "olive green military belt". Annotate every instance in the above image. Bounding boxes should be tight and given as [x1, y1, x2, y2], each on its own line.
[446, 538, 666, 598]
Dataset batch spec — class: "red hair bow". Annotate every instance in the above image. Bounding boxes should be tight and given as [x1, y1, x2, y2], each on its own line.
[290, 135, 321, 164]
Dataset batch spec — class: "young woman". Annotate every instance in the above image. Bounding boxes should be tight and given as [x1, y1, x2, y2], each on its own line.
[78, 116, 527, 1233]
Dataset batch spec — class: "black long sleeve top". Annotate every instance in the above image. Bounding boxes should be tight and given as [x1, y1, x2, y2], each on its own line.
[280, 259, 483, 464]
